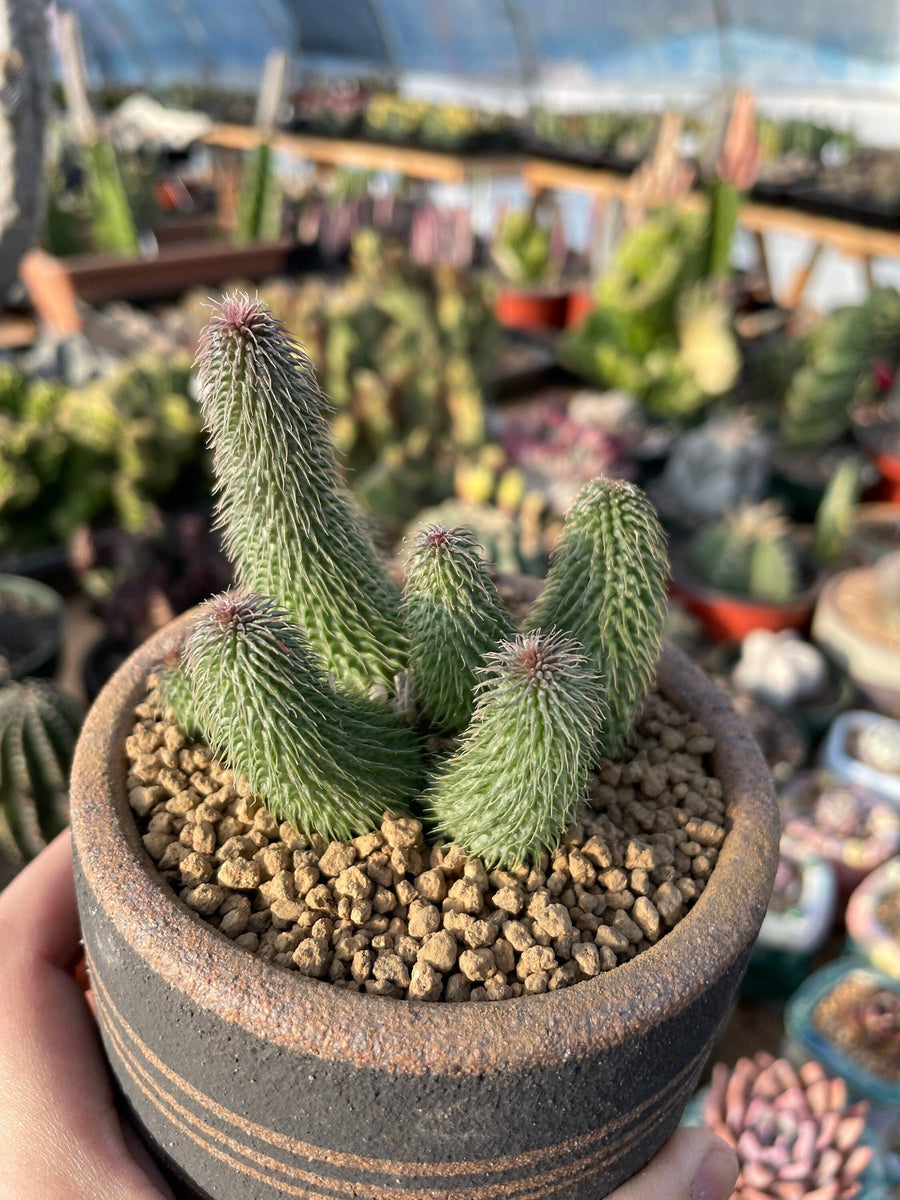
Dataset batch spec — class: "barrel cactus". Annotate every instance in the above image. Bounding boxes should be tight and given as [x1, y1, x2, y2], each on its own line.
[0, 679, 82, 867]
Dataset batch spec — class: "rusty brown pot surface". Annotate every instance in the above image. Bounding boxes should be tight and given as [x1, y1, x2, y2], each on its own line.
[70, 613, 778, 1200]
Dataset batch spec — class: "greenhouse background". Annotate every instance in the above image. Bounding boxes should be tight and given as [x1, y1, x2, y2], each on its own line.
[1, 2, 900, 1193]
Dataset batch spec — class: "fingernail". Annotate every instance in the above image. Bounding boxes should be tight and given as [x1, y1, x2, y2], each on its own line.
[690, 1147, 739, 1200]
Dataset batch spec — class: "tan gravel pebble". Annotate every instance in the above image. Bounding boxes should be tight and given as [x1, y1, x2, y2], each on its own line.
[129, 687, 725, 1003]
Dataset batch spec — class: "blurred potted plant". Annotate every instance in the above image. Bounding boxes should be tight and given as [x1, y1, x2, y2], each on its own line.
[490, 206, 569, 331]
[846, 858, 900, 981]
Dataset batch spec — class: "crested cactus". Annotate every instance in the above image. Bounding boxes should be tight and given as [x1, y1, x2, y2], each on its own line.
[402, 525, 515, 731]
[427, 631, 606, 869]
[0, 679, 82, 866]
[529, 479, 668, 757]
[185, 591, 422, 842]
[196, 293, 407, 694]
[687, 502, 801, 605]
[701, 1052, 873, 1199]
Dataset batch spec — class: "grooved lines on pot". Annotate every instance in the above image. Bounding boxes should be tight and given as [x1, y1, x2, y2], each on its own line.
[89, 954, 704, 1199]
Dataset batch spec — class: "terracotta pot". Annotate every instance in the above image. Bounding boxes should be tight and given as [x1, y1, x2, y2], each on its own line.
[669, 562, 817, 644]
[70, 614, 778, 1200]
[495, 286, 568, 332]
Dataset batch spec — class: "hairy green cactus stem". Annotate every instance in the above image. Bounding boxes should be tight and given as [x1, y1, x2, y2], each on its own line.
[0, 680, 82, 866]
[185, 591, 422, 841]
[403, 524, 516, 732]
[196, 294, 407, 694]
[529, 478, 668, 757]
[154, 646, 200, 737]
[428, 631, 606, 869]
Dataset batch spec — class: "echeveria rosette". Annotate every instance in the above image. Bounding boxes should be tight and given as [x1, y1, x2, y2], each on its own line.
[703, 1052, 873, 1200]
[185, 591, 423, 842]
[403, 524, 516, 732]
[528, 478, 668, 757]
[196, 294, 407, 695]
[427, 630, 606, 869]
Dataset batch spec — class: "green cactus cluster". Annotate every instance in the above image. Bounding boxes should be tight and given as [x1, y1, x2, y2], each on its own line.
[0, 355, 205, 554]
[687, 501, 801, 605]
[163, 294, 670, 868]
[490, 210, 558, 287]
[779, 288, 900, 449]
[248, 231, 496, 531]
[0, 680, 83, 868]
[559, 207, 741, 420]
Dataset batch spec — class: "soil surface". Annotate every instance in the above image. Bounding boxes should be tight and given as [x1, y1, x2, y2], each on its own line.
[127, 681, 726, 1004]
[812, 973, 900, 1084]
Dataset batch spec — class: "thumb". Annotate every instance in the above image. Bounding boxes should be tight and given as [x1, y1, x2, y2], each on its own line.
[612, 1127, 739, 1200]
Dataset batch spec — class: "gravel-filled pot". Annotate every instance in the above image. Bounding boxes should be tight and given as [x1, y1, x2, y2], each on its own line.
[71, 611, 778, 1200]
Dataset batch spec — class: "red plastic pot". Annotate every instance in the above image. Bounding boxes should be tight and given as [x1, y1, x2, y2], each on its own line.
[669, 563, 817, 644]
[495, 286, 568, 332]
[565, 288, 595, 329]
[865, 448, 900, 505]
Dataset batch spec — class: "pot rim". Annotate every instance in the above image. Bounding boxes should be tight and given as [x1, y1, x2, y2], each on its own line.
[71, 612, 778, 1077]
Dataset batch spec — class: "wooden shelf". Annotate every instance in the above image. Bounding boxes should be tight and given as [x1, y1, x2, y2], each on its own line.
[204, 123, 520, 184]
[203, 125, 900, 307]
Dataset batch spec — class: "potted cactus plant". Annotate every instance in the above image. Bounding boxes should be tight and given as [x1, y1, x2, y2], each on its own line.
[70, 295, 778, 1200]
[671, 501, 818, 642]
[490, 207, 569, 331]
[846, 858, 900, 980]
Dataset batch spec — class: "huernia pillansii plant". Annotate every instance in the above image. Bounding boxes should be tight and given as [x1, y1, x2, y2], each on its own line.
[427, 631, 606, 868]
[529, 478, 668, 757]
[185, 591, 422, 842]
[0, 680, 83, 866]
[703, 1052, 873, 1200]
[161, 292, 670, 870]
[195, 293, 406, 694]
[402, 524, 515, 730]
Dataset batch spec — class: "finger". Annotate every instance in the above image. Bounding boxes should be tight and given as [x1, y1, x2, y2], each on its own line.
[0, 828, 81, 968]
[0, 834, 171, 1200]
[612, 1126, 740, 1200]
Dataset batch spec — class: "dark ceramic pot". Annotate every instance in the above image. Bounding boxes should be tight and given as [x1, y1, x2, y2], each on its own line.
[70, 613, 778, 1200]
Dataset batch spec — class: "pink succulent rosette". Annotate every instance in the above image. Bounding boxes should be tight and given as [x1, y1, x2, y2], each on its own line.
[703, 1052, 873, 1200]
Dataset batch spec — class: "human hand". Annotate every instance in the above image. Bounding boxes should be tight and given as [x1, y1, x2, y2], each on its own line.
[0, 834, 739, 1200]
[0, 831, 173, 1199]
[609, 1125, 739, 1200]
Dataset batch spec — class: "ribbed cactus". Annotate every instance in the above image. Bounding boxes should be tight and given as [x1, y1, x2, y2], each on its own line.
[0, 680, 82, 866]
[528, 479, 668, 757]
[185, 591, 422, 841]
[233, 141, 281, 245]
[427, 631, 606, 869]
[154, 647, 200, 737]
[403, 525, 516, 731]
[196, 293, 407, 694]
[688, 502, 800, 605]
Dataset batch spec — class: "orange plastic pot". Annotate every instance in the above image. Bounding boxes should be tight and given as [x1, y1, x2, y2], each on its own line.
[495, 287, 568, 332]
[669, 567, 817, 644]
